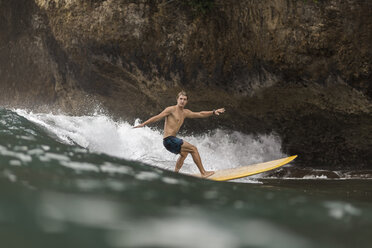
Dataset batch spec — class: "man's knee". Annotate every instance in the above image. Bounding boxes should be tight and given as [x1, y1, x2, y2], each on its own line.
[181, 142, 197, 153]
[180, 152, 188, 158]
[190, 145, 198, 153]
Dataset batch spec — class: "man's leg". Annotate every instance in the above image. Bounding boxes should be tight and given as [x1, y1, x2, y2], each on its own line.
[180, 141, 214, 177]
[175, 152, 188, 172]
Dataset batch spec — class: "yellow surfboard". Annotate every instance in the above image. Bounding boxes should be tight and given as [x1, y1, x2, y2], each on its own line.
[192, 155, 297, 181]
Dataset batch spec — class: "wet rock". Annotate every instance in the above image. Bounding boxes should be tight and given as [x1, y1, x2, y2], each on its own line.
[268, 167, 341, 179]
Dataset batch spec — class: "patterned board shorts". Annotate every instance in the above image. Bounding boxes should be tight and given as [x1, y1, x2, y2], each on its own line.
[163, 136, 184, 154]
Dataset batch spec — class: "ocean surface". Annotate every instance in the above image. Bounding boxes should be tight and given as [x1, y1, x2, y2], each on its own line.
[0, 107, 371, 248]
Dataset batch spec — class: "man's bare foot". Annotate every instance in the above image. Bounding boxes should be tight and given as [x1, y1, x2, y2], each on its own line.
[175, 165, 182, 173]
[201, 171, 214, 178]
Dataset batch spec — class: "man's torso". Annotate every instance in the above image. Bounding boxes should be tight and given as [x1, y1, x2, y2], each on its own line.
[163, 106, 187, 138]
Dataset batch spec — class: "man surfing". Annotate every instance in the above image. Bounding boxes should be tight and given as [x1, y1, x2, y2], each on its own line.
[134, 91, 225, 178]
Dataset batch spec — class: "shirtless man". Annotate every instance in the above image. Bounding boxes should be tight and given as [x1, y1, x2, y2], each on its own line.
[134, 91, 225, 178]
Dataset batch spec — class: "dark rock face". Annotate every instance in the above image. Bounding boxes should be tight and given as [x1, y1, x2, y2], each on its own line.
[0, 0, 371, 168]
[0, 0, 91, 112]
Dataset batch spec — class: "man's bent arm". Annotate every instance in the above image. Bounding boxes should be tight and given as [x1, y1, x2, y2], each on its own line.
[134, 107, 172, 128]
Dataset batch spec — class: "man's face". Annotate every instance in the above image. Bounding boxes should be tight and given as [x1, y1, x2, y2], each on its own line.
[177, 95, 188, 107]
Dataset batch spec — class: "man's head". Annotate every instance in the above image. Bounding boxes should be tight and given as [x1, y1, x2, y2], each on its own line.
[176, 90, 188, 108]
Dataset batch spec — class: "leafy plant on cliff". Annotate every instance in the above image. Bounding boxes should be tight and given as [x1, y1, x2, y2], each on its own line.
[303, 0, 319, 3]
[162, 0, 215, 16]
[182, 0, 215, 15]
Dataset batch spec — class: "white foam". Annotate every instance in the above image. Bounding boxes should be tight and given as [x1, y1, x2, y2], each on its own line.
[15, 110, 286, 180]
[302, 175, 328, 179]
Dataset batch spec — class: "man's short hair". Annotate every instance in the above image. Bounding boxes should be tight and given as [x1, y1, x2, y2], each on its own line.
[177, 90, 188, 100]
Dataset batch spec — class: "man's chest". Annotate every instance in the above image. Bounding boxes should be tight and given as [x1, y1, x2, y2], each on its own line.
[169, 111, 185, 125]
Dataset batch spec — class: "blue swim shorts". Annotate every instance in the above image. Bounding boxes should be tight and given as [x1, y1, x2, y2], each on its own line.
[163, 136, 184, 154]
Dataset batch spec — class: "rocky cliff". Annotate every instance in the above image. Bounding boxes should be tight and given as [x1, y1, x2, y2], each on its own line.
[0, 0, 371, 168]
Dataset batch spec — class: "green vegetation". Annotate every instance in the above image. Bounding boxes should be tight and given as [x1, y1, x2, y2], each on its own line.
[182, 0, 215, 15]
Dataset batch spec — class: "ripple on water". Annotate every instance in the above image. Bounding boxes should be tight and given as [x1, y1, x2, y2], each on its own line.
[106, 180, 127, 191]
[60, 161, 100, 172]
[27, 148, 45, 156]
[204, 190, 219, 200]
[15, 135, 36, 141]
[41, 145, 50, 151]
[0, 145, 32, 163]
[39, 153, 70, 162]
[14, 146, 29, 152]
[3, 170, 17, 182]
[135, 171, 160, 181]
[323, 201, 361, 220]
[9, 160, 22, 166]
[38, 192, 125, 230]
[106, 216, 311, 248]
[161, 177, 179, 185]
[75, 179, 105, 191]
[100, 163, 134, 175]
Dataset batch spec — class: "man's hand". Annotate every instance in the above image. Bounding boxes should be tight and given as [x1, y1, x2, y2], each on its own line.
[133, 123, 145, 128]
[214, 108, 225, 115]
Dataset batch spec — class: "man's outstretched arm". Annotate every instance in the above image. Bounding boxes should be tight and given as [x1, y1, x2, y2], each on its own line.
[134, 107, 172, 128]
[185, 108, 225, 119]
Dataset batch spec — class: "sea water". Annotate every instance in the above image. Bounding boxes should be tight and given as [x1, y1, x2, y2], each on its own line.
[0, 108, 371, 248]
